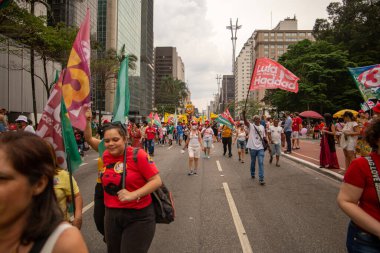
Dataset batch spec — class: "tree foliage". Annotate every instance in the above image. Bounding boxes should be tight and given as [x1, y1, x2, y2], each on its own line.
[155, 76, 189, 109]
[313, 0, 380, 65]
[264, 40, 362, 113]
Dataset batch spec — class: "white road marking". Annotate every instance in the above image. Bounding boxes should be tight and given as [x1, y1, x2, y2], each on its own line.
[216, 160, 223, 172]
[70, 201, 94, 221]
[167, 146, 173, 150]
[80, 163, 88, 167]
[94, 158, 99, 161]
[222, 182, 253, 253]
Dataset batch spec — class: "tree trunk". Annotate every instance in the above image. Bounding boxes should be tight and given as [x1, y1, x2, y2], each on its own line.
[30, 2, 38, 127]
[42, 55, 50, 97]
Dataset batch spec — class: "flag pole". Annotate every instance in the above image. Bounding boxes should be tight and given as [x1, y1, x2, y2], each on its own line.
[244, 59, 257, 112]
[66, 152, 76, 213]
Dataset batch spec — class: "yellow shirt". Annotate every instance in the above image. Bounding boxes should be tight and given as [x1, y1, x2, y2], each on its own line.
[222, 126, 232, 138]
[54, 169, 80, 221]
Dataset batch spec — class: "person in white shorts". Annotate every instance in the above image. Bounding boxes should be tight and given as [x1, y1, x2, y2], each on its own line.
[201, 120, 213, 158]
[268, 118, 284, 167]
[340, 111, 360, 169]
[185, 122, 204, 175]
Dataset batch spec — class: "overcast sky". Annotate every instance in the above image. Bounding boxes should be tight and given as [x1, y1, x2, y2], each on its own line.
[154, 0, 337, 112]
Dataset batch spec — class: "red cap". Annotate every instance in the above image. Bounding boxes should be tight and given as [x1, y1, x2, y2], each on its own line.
[103, 119, 110, 123]
[373, 103, 380, 113]
[191, 121, 198, 125]
[358, 109, 364, 113]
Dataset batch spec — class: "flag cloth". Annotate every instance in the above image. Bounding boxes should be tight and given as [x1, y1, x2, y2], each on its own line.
[154, 113, 162, 128]
[112, 58, 130, 123]
[210, 113, 218, 119]
[164, 112, 170, 123]
[348, 65, 380, 101]
[174, 111, 178, 127]
[147, 112, 154, 123]
[36, 71, 81, 170]
[249, 58, 299, 93]
[61, 98, 82, 173]
[215, 115, 234, 129]
[221, 109, 235, 125]
[62, 10, 91, 131]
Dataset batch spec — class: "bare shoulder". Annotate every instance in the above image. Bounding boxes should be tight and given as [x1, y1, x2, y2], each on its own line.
[53, 226, 88, 253]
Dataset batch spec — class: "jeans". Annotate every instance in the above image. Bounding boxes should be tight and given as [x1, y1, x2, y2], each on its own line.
[105, 204, 156, 253]
[285, 131, 292, 152]
[222, 137, 232, 156]
[346, 221, 380, 253]
[249, 149, 265, 180]
[146, 139, 154, 155]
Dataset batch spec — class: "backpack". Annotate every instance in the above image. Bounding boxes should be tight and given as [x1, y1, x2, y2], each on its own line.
[132, 148, 175, 224]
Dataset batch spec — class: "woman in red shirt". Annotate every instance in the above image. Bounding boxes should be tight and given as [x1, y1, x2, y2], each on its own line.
[337, 119, 380, 252]
[101, 124, 162, 253]
[131, 122, 142, 148]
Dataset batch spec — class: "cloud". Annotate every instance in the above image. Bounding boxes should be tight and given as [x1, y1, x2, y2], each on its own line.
[154, 0, 337, 112]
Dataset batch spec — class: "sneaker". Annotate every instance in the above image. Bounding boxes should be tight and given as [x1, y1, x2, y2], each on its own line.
[238, 158, 241, 161]
[188, 171, 194, 176]
[284, 151, 291, 154]
[193, 171, 198, 175]
[241, 160, 244, 163]
[259, 180, 266, 185]
[207, 156, 210, 159]
[251, 175, 255, 179]
[228, 154, 232, 157]
[269, 156, 273, 164]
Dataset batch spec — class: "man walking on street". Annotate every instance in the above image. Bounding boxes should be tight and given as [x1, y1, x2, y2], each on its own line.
[243, 112, 269, 185]
[268, 118, 284, 167]
[221, 124, 233, 157]
[284, 112, 293, 154]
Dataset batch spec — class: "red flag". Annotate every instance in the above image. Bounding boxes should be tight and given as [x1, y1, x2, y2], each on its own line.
[249, 58, 299, 93]
[36, 71, 67, 168]
[358, 64, 380, 89]
[221, 109, 235, 125]
[62, 10, 91, 131]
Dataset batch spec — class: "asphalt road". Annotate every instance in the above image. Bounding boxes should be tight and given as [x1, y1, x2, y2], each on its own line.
[74, 141, 349, 253]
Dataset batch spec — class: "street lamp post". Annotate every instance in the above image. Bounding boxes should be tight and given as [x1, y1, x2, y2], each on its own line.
[226, 18, 242, 74]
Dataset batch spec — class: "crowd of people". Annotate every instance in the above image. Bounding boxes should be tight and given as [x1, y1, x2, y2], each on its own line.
[1, 104, 380, 253]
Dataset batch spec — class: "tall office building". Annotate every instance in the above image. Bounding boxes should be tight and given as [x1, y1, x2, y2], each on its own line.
[221, 75, 235, 112]
[154, 47, 186, 104]
[234, 39, 254, 113]
[140, 0, 154, 116]
[98, 0, 142, 117]
[251, 17, 314, 102]
[48, 0, 98, 36]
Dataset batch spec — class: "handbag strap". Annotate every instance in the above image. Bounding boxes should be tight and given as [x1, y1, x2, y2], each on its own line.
[253, 125, 264, 142]
[364, 156, 380, 206]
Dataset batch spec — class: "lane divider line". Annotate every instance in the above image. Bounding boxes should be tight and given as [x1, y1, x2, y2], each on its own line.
[216, 160, 223, 172]
[168, 146, 173, 150]
[94, 158, 99, 161]
[80, 163, 88, 167]
[222, 182, 253, 253]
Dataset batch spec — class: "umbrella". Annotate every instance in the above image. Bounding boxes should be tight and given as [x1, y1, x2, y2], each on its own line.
[333, 109, 358, 118]
[299, 110, 323, 119]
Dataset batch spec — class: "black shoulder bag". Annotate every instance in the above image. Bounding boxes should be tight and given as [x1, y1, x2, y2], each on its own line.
[253, 125, 269, 151]
[132, 148, 175, 224]
[365, 156, 380, 205]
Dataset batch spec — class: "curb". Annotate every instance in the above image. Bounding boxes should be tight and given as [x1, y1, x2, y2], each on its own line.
[282, 154, 344, 182]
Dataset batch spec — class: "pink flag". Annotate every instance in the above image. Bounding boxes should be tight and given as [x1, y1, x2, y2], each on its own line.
[249, 58, 299, 93]
[36, 71, 66, 168]
[62, 10, 91, 131]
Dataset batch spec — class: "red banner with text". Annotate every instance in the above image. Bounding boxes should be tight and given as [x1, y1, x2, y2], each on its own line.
[249, 58, 299, 93]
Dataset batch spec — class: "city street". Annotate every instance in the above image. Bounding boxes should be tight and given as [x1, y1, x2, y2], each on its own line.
[75, 142, 348, 253]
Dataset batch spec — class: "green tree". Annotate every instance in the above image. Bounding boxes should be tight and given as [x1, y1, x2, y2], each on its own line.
[313, 0, 380, 65]
[235, 99, 262, 120]
[155, 76, 189, 109]
[264, 40, 362, 113]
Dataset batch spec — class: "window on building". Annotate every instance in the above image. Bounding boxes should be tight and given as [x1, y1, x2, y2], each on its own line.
[264, 33, 269, 37]
[270, 33, 275, 37]
[270, 45, 275, 48]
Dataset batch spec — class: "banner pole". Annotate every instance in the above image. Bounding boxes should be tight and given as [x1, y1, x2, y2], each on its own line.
[244, 59, 257, 112]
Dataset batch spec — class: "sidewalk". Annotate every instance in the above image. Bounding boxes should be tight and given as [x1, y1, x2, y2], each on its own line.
[282, 138, 345, 181]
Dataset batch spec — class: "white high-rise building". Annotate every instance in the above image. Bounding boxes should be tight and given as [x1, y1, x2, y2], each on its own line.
[234, 38, 254, 115]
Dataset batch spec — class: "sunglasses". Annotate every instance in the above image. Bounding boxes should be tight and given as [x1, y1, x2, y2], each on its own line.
[102, 121, 126, 133]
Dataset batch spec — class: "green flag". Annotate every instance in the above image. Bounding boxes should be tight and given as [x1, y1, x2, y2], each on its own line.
[61, 98, 82, 173]
[215, 115, 234, 129]
[113, 58, 130, 123]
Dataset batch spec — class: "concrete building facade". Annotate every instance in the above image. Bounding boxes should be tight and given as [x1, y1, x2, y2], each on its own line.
[250, 17, 314, 103]
[221, 75, 235, 113]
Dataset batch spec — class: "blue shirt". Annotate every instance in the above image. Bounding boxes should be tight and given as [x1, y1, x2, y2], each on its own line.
[176, 125, 183, 134]
[284, 116, 293, 132]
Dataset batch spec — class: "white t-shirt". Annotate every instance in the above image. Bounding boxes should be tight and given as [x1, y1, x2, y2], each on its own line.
[269, 125, 283, 144]
[24, 125, 36, 134]
[341, 121, 358, 145]
[202, 127, 214, 140]
[246, 123, 266, 150]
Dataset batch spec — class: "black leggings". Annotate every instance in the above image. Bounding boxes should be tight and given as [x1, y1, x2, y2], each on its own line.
[105, 204, 156, 253]
[222, 137, 232, 155]
[94, 183, 105, 236]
